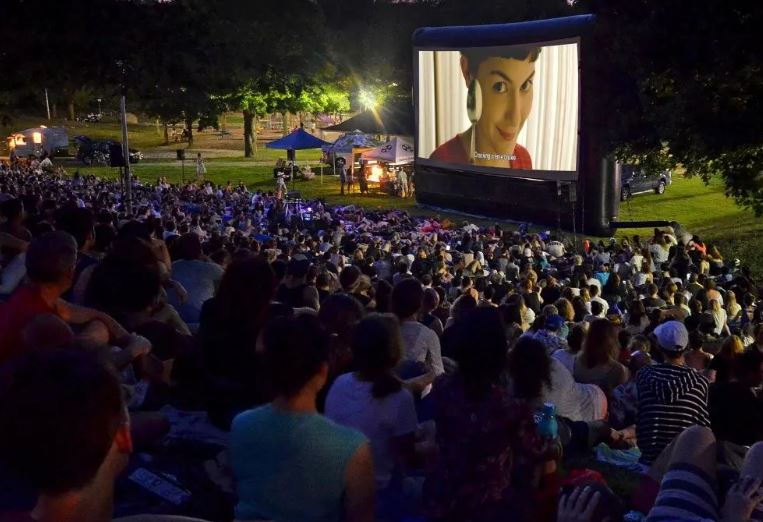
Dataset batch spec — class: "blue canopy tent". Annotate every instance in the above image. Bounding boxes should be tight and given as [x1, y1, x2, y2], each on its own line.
[266, 128, 331, 186]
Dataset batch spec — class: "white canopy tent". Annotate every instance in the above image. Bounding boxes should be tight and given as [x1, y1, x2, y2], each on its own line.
[361, 137, 414, 164]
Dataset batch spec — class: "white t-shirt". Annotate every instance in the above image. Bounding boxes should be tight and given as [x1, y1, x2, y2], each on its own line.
[325, 373, 418, 489]
[542, 358, 607, 422]
[552, 349, 576, 374]
[399, 320, 444, 375]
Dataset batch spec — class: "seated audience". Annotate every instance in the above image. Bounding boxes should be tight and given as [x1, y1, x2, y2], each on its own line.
[636, 321, 710, 464]
[230, 314, 374, 522]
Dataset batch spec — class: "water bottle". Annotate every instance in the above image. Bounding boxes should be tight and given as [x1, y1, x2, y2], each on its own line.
[537, 402, 558, 440]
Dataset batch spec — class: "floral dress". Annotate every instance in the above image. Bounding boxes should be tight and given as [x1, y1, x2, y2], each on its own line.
[424, 373, 547, 522]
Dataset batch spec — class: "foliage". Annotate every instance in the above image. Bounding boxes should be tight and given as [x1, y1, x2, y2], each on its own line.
[577, 0, 763, 214]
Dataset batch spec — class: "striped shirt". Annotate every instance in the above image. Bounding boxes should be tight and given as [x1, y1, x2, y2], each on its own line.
[636, 363, 710, 464]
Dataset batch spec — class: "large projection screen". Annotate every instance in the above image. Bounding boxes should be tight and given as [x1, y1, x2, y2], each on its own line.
[416, 39, 580, 181]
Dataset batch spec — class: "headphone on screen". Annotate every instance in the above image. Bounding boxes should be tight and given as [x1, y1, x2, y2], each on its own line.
[466, 79, 482, 163]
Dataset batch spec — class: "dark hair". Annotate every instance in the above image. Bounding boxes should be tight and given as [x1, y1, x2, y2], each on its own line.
[628, 301, 646, 326]
[117, 220, 151, 241]
[175, 233, 203, 260]
[55, 207, 95, 249]
[507, 336, 552, 401]
[352, 314, 404, 399]
[264, 314, 330, 398]
[340, 264, 362, 291]
[572, 296, 588, 322]
[461, 46, 541, 76]
[392, 278, 424, 319]
[214, 257, 275, 327]
[25, 231, 77, 284]
[0, 349, 123, 494]
[733, 349, 763, 381]
[591, 300, 604, 317]
[318, 293, 365, 339]
[86, 256, 161, 318]
[567, 324, 587, 354]
[581, 318, 618, 368]
[374, 279, 393, 313]
[0, 198, 23, 221]
[451, 307, 508, 400]
[93, 223, 116, 253]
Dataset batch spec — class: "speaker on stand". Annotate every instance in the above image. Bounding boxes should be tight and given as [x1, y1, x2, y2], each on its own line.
[177, 149, 186, 184]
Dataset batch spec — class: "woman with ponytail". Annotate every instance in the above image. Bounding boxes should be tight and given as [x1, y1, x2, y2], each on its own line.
[325, 313, 420, 517]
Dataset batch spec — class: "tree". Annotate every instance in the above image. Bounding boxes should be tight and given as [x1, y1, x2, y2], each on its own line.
[577, 0, 763, 214]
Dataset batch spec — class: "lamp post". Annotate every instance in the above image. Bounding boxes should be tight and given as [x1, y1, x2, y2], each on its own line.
[117, 60, 132, 214]
[97, 98, 102, 116]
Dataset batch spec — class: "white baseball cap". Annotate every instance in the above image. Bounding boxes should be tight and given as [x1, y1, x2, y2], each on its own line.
[654, 321, 689, 352]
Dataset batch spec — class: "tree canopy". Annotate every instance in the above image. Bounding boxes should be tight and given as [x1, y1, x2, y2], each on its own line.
[2, 0, 763, 211]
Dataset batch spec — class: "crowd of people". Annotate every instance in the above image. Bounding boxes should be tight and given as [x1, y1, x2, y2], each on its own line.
[1, 156, 763, 522]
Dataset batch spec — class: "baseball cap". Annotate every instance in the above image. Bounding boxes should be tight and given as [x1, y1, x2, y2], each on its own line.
[545, 314, 565, 331]
[654, 321, 689, 353]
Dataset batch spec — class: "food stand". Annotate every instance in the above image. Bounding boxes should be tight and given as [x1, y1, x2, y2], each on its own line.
[360, 137, 415, 196]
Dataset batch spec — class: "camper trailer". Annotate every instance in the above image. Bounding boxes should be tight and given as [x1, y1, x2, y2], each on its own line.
[6, 127, 69, 158]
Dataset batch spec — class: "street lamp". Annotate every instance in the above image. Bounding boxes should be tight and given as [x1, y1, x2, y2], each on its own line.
[97, 98, 102, 115]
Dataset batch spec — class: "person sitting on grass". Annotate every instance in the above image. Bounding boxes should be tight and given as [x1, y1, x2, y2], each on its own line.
[636, 321, 710, 465]
[0, 231, 130, 367]
[0, 350, 136, 522]
[325, 313, 422, 521]
[230, 314, 374, 522]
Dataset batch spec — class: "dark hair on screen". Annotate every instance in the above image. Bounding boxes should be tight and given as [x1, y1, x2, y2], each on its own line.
[352, 314, 404, 399]
[0, 349, 123, 494]
[451, 307, 508, 401]
[507, 336, 552, 401]
[461, 46, 541, 76]
[263, 314, 330, 398]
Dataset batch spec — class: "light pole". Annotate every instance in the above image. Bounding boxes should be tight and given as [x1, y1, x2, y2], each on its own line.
[97, 98, 102, 115]
[117, 60, 132, 215]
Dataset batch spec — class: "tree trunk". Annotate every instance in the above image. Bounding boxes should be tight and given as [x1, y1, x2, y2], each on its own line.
[243, 110, 254, 158]
[185, 116, 194, 146]
[163, 123, 169, 145]
[52, 104, 58, 119]
[67, 99, 75, 121]
[253, 115, 259, 151]
[281, 112, 289, 136]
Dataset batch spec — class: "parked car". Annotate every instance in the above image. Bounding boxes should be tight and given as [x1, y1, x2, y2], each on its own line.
[74, 136, 143, 166]
[620, 165, 672, 201]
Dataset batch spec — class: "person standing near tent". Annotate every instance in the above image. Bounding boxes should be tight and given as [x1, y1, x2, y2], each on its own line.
[339, 162, 348, 195]
[358, 160, 368, 195]
[196, 152, 207, 181]
[276, 172, 288, 199]
[398, 168, 408, 198]
[347, 165, 355, 195]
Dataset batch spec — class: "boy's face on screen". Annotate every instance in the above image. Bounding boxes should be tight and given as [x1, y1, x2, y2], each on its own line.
[464, 56, 535, 157]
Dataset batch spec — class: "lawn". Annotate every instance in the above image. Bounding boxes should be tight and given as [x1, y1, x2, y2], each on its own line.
[612, 175, 763, 278]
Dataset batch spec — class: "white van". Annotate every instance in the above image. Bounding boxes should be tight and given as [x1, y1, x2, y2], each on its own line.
[7, 127, 69, 158]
